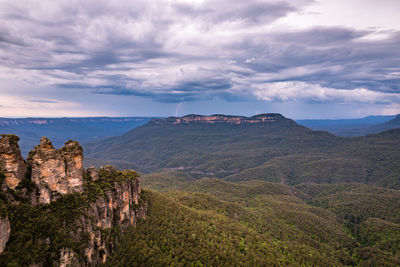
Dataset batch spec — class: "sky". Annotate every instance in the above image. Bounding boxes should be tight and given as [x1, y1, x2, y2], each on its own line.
[0, 0, 399, 119]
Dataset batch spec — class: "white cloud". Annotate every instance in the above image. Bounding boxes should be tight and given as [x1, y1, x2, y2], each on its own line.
[277, 0, 400, 31]
[253, 81, 400, 103]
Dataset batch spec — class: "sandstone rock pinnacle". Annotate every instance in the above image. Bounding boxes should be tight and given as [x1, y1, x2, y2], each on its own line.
[0, 134, 27, 189]
[59, 140, 84, 193]
[28, 137, 84, 204]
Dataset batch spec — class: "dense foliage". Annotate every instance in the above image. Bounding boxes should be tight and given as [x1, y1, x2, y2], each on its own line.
[107, 190, 352, 266]
[0, 194, 88, 266]
[295, 183, 400, 265]
[107, 173, 400, 266]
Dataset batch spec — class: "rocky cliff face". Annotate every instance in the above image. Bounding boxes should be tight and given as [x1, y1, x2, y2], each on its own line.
[27, 137, 84, 204]
[151, 113, 286, 125]
[83, 166, 147, 264]
[0, 136, 147, 266]
[0, 135, 27, 189]
[0, 216, 10, 254]
[89, 167, 142, 228]
[60, 140, 84, 193]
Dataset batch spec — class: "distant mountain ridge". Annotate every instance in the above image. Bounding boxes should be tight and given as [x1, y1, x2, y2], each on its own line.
[0, 117, 143, 126]
[367, 114, 400, 134]
[150, 113, 288, 125]
[85, 113, 400, 189]
[297, 114, 398, 136]
[0, 117, 153, 156]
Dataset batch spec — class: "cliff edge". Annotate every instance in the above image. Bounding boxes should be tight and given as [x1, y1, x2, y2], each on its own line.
[150, 113, 290, 125]
[0, 134, 147, 266]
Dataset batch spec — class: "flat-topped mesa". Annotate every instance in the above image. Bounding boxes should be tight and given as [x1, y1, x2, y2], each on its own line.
[150, 113, 287, 125]
[27, 137, 84, 204]
[0, 134, 27, 189]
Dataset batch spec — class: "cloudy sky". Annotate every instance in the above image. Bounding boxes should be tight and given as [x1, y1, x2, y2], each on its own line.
[0, 0, 399, 119]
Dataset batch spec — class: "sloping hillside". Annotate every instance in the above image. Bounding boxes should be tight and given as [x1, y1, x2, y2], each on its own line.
[85, 114, 342, 174]
[106, 175, 400, 266]
[85, 114, 400, 189]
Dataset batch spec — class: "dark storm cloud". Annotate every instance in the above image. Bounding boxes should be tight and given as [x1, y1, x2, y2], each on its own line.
[173, 0, 298, 24]
[236, 27, 400, 96]
[0, 30, 27, 46]
[91, 76, 233, 103]
[0, 0, 399, 105]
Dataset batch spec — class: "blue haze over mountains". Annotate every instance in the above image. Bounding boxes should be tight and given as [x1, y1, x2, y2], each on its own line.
[297, 115, 399, 136]
[0, 117, 152, 156]
[1, 114, 400, 157]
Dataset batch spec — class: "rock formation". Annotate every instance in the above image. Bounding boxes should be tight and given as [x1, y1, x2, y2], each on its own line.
[0, 135, 27, 189]
[59, 248, 77, 267]
[27, 137, 84, 204]
[0, 136, 147, 265]
[151, 113, 286, 125]
[0, 216, 10, 254]
[59, 140, 84, 193]
[83, 166, 147, 264]
[89, 166, 143, 228]
[86, 166, 99, 181]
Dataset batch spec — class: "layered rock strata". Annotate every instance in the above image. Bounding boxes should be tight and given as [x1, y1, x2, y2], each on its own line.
[151, 113, 286, 125]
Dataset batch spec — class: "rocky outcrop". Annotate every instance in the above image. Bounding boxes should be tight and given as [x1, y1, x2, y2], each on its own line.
[0, 136, 147, 265]
[0, 135, 27, 189]
[90, 166, 143, 228]
[151, 113, 286, 125]
[0, 216, 10, 254]
[27, 137, 84, 204]
[59, 140, 84, 193]
[86, 166, 99, 181]
[83, 166, 147, 264]
[59, 248, 78, 267]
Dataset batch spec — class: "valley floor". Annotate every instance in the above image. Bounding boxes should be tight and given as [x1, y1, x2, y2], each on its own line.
[107, 174, 400, 266]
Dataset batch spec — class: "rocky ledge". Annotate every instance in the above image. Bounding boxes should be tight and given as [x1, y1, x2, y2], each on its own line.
[150, 113, 287, 125]
[0, 134, 147, 266]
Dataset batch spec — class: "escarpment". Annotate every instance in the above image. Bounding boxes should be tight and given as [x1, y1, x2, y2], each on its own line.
[150, 113, 288, 125]
[0, 135, 147, 266]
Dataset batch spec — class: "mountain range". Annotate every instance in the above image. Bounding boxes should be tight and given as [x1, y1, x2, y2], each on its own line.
[85, 113, 400, 189]
[297, 114, 400, 136]
[0, 117, 152, 156]
[1, 114, 400, 157]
